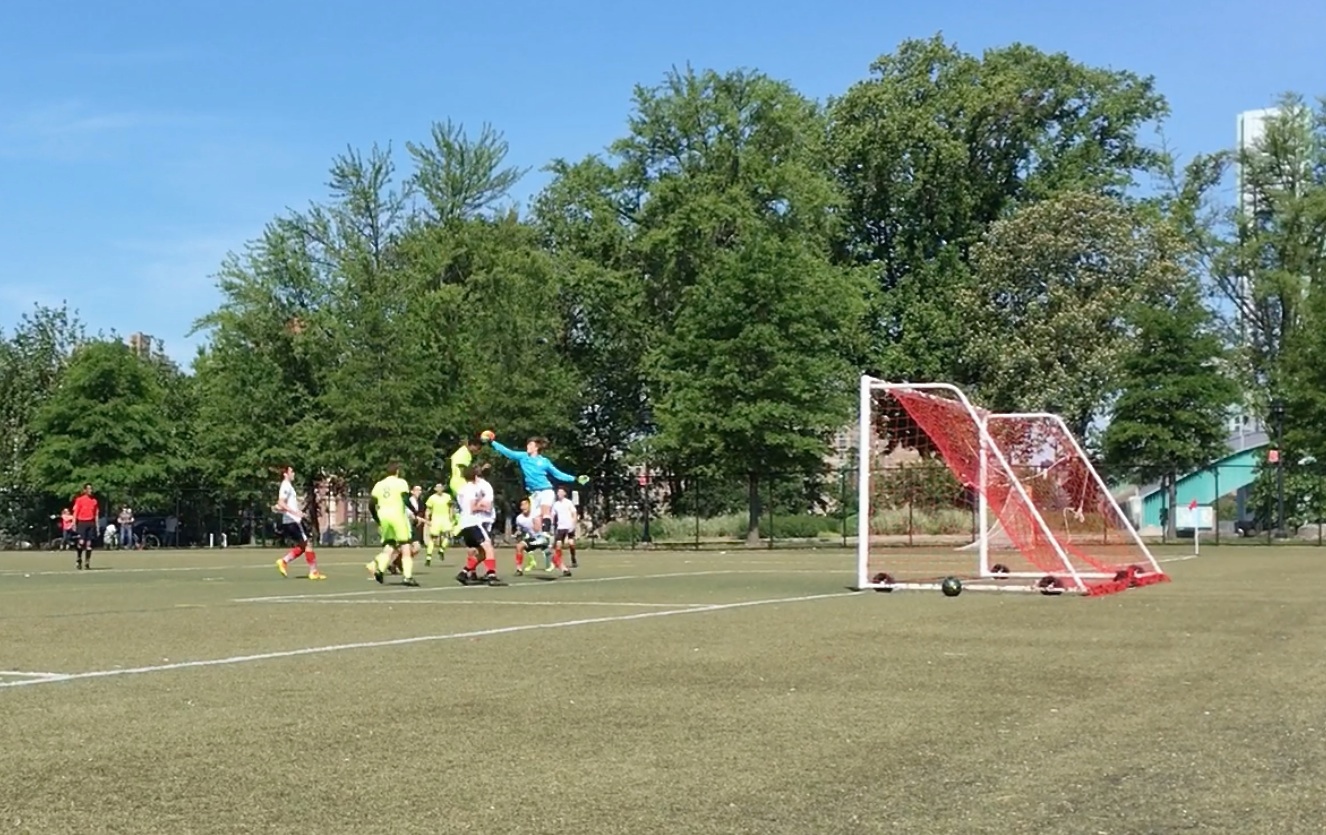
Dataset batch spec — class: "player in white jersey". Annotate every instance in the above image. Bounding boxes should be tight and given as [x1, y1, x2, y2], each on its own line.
[551, 486, 579, 569]
[512, 498, 549, 575]
[455, 464, 501, 586]
[272, 466, 325, 580]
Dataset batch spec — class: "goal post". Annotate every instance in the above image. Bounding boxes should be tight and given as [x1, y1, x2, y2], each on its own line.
[855, 376, 1168, 596]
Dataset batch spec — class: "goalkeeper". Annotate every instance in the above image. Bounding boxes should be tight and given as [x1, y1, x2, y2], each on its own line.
[424, 482, 456, 566]
[484, 433, 588, 547]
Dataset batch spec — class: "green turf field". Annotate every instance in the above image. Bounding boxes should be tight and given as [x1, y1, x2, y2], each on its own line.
[1, 544, 1323, 833]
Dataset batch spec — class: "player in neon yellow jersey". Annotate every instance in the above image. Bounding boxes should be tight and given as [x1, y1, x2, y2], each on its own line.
[449, 437, 481, 499]
[424, 482, 456, 565]
[368, 462, 417, 586]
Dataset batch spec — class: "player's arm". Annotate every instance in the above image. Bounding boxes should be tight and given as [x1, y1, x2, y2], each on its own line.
[543, 459, 577, 484]
[488, 440, 527, 463]
[369, 494, 380, 523]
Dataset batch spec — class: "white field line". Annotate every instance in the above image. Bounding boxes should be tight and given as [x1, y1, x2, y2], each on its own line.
[233, 568, 834, 604]
[0, 670, 63, 680]
[0, 590, 861, 690]
[1156, 554, 1199, 564]
[270, 599, 713, 608]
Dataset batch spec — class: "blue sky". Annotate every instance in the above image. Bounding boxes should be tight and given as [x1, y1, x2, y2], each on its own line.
[2, 0, 1322, 365]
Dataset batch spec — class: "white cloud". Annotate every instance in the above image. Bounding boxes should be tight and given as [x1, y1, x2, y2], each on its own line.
[0, 100, 218, 161]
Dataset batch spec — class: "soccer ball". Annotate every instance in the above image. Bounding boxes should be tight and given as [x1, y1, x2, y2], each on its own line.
[480, 430, 495, 442]
[940, 576, 963, 597]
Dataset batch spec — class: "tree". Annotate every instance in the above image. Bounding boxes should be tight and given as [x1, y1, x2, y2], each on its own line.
[533, 156, 651, 491]
[580, 66, 866, 541]
[1101, 281, 1239, 538]
[651, 235, 866, 541]
[406, 120, 528, 225]
[964, 192, 1187, 436]
[1171, 94, 1326, 394]
[25, 340, 181, 509]
[0, 304, 84, 533]
[828, 35, 1169, 388]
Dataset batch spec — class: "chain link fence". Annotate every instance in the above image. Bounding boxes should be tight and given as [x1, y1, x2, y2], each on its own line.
[5, 456, 1326, 551]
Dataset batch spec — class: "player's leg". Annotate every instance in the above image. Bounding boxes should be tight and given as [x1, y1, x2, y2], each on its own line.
[514, 538, 528, 575]
[370, 519, 403, 584]
[551, 529, 571, 575]
[456, 526, 484, 584]
[79, 523, 96, 569]
[567, 532, 578, 568]
[479, 526, 499, 583]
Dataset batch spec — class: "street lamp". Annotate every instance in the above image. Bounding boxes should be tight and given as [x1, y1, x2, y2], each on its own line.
[1271, 398, 1286, 537]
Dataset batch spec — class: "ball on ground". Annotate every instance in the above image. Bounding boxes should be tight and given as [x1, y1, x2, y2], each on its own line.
[940, 576, 962, 597]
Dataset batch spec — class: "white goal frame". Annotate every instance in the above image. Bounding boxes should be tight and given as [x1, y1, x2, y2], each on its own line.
[854, 377, 1161, 595]
[979, 412, 1162, 582]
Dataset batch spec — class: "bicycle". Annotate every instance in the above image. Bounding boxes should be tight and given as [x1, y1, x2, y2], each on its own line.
[139, 533, 161, 550]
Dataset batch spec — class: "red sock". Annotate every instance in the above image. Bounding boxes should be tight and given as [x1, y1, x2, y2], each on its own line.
[304, 548, 317, 567]
[483, 556, 496, 575]
[552, 551, 563, 569]
[283, 544, 303, 563]
[465, 553, 478, 571]
[515, 551, 524, 570]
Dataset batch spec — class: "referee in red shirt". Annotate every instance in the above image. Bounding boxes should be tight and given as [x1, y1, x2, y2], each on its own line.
[71, 483, 99, 570]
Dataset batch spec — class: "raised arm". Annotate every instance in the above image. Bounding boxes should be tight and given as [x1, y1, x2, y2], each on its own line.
[490, 440, 527, 463]
[543, 459, 576, 484]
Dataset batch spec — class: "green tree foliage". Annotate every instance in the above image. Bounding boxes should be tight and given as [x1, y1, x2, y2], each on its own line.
[0, 304, 84, 531]
[964, 192, 1188, 435]
[828, 35, 1168, 385]
[25, 340, 182, 509]
[1173, 94, 1326, 392]
[407, 120, 529, 224]
[1101, 280, 1239, 535]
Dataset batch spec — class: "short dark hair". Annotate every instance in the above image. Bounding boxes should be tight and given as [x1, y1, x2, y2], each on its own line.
[387, 462, 401, 476]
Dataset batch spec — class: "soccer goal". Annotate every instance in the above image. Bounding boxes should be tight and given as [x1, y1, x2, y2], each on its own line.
[855, 377, 1167, 596]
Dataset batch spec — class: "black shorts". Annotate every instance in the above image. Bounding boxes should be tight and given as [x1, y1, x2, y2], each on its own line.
[554, 529, 574, 543]
[280, 521, 309, 545]
[460, 524, 491, 549]
[411, 521, 425, 544]
[76, 522, 97, 544]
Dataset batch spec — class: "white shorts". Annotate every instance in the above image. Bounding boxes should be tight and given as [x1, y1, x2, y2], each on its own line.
[530, 489, 555, 511]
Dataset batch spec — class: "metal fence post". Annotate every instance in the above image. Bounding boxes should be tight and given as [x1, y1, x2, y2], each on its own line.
[694, 472, 702, 551]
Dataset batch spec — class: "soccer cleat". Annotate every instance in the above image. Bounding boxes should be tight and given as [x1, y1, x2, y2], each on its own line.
[309, 570, 327, 581]
[402, 577, 420, 587]
[455, 570, 471, 586]
[424, 557, 431, 566]
[484, 571, 501, 586]
[276, 559, 288, 577]
[562, 569, 572, 577]
[570, 556, 578, 568]
[514, 569, 524, 576]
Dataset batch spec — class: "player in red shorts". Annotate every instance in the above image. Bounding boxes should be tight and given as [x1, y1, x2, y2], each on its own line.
[71, 483, 99, 570]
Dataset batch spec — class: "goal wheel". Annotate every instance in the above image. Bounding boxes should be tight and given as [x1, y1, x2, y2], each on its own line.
[1037, 575, 1064, 596]
[871, 571, 895, 593]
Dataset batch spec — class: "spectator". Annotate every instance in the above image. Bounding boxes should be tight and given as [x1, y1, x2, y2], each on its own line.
[117, 506, 136, 550]
[60, 508, 75, 548]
